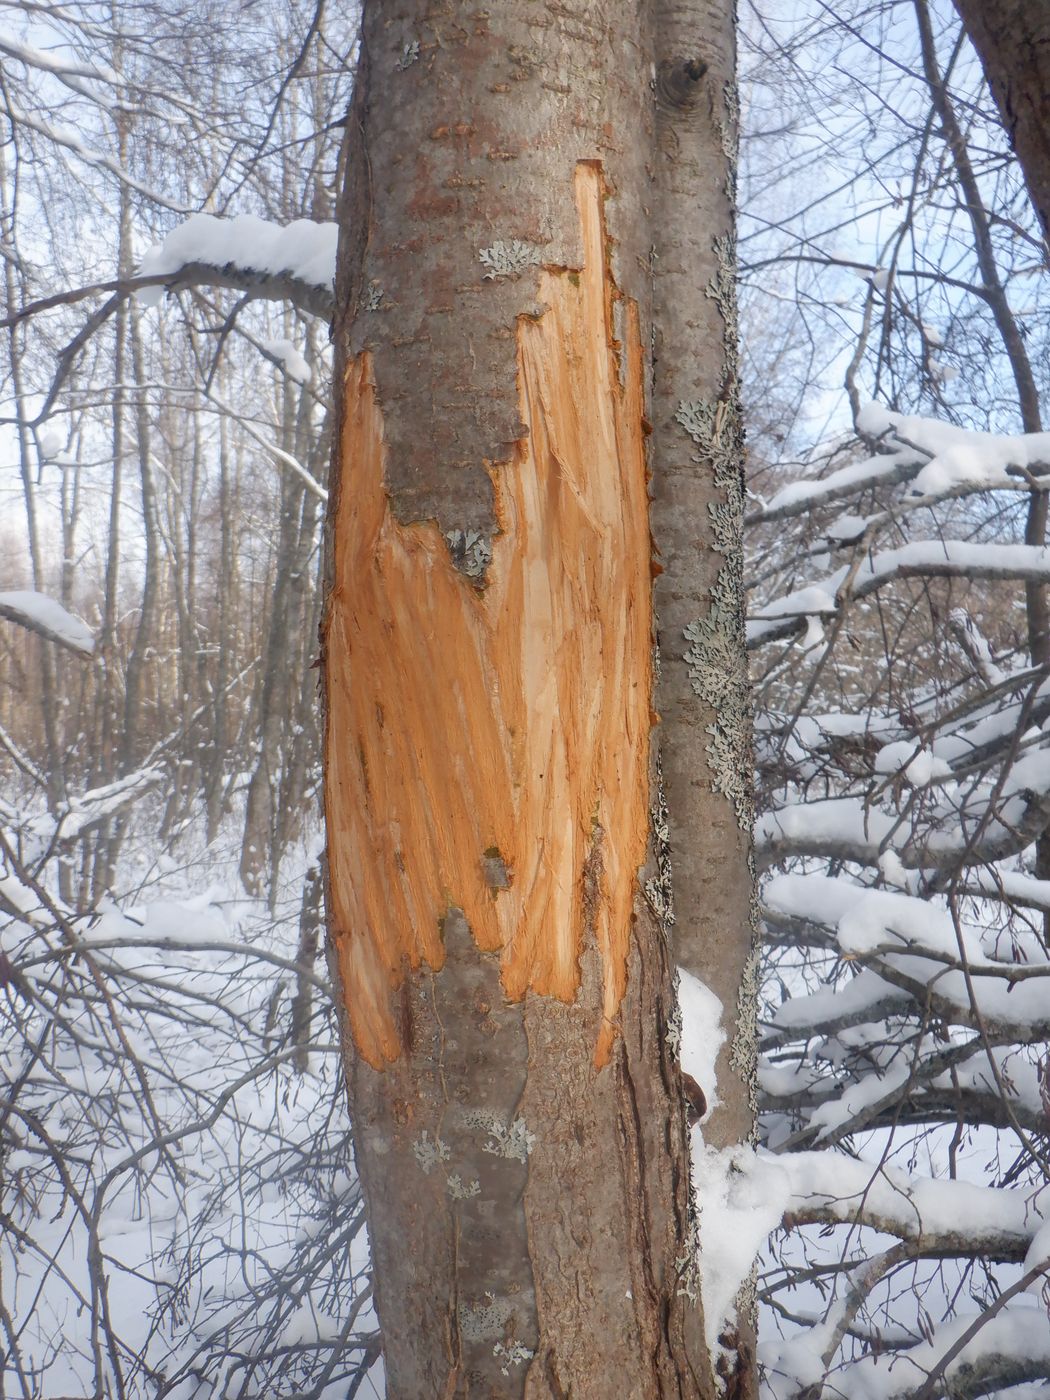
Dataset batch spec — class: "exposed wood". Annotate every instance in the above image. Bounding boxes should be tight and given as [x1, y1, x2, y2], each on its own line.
[325, 164, 652, 1070]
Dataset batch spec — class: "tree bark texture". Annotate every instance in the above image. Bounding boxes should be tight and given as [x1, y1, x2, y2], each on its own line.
[321, 0, 753, 1394]
[953, 0, 1050, 241]
[949, 0, 1050, 941]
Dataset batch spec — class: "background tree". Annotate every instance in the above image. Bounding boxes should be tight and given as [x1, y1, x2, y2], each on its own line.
[741, 3, 1050, 1394]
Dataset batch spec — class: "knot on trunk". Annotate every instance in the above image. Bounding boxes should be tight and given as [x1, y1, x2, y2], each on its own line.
[656, 57, 708, 110]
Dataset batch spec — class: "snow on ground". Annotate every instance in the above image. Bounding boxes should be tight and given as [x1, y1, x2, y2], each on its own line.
[1, 799, 379, 1398]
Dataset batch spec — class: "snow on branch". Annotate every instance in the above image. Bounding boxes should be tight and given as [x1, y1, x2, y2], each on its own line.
[749, 445, 921, 525]
[16, 766, 166, 853]
[756, 748, 1050, 872]
[0, 590, 94, 655]
[860, 402, 1050, 499]
[4, 98, 189, 213]
[55, 768, 164, 844]
[749, 402, 1050, 528]
[766, 875, 1050, 980]
[749, 541, 1050, 647]
[841, 1296, 1050, 1400]
[778, 1150, 1046, 1264]
[137, 214, 337, 319]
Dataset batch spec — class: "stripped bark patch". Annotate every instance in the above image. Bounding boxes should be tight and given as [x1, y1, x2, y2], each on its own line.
[324, 163, 652, 1068]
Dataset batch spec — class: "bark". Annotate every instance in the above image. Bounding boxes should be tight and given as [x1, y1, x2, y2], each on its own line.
[322, 0, 753, 1392]
[649, 0, 757, 1382]
[942, 0, 1050, 940]
[952, 0, 1050, 242]
[650, 2, 756, 1150]
[290, 863, 323, 1072]
[240, 378, 314, 898]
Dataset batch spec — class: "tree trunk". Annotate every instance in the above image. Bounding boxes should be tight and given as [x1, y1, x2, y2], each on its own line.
[322, 0, 753, 1393]
[948, 0, 1050, 943]
[953, 0, 1050, 241]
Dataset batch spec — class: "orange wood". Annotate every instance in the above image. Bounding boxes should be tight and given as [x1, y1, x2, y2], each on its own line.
[325, 163, 653, 1068]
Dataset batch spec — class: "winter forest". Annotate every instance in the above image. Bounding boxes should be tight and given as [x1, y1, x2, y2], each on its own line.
[1, 0, 1049, 1396]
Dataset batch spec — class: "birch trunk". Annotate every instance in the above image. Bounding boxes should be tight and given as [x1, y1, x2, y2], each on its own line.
[322, 0, 754, 1392]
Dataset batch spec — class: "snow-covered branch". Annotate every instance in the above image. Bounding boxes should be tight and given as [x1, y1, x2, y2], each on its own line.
[750, 540, 1050, 647]
[0, 590, 93, 654]
[756, 765, 1050, 872]
[778, 1151, 1045, 1264]
[137, 214, 337, 320]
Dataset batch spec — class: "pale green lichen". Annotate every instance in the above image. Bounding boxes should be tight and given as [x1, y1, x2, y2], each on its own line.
[708, 496, 740, 555]
[447, 1172, 482, 1200]
[479, 240, 541, 280]
[459, 1294, 512, 1341]
[675, 1214, 703, 1304]
[360, 280, 384, 312]
[665, 996, 683, 1060]
[674, 398, 717, 453]
[462, 1109, 535, 1162]
[396, 40, 420, 69]
[644, 751, 675, 932]
[675, 234, 754, 833]
[731, 944, 761, 1132]
[705, 714, 752, 828]
[718, 82, 740, 200]
[412, 1131, 450, 1175]
[445, 528, 492, 580]
[494, 1341, 534, 1375]
[707, 234, 740, 350]
[682, 567, 752, 832]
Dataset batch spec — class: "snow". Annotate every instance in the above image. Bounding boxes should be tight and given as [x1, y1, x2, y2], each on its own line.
[777, 1149, 1045, 1249]
[877, 850, 912, 890]
[856, 402, 1050, 496]
[138, 214, 337, 305]
[36, 424, 65, 459]
[0, 589, 94, 653]
[751, 540, 1050, 643]
[750, 585, 837, 627]
[261, 337, 312, 384]
[745, 401, 1049, 534]
[767, 967, 904, 1038]
[678, 968, 725, 1118]
[756, 447, 916, 521]
[874, 740, 952, 786]
[0, 35, 122, 87]
[0, 817, 375, 1399]
[680, 972, 774, 1353]
[807, 1062, 911, 1138]
[1024, 1219, 1050, 1276]
[845, 1307, 1050, 1399]
[764, 873, 1050, 1036]
[694, 1145, 792, 1353]
[825, 513, 868, 544]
